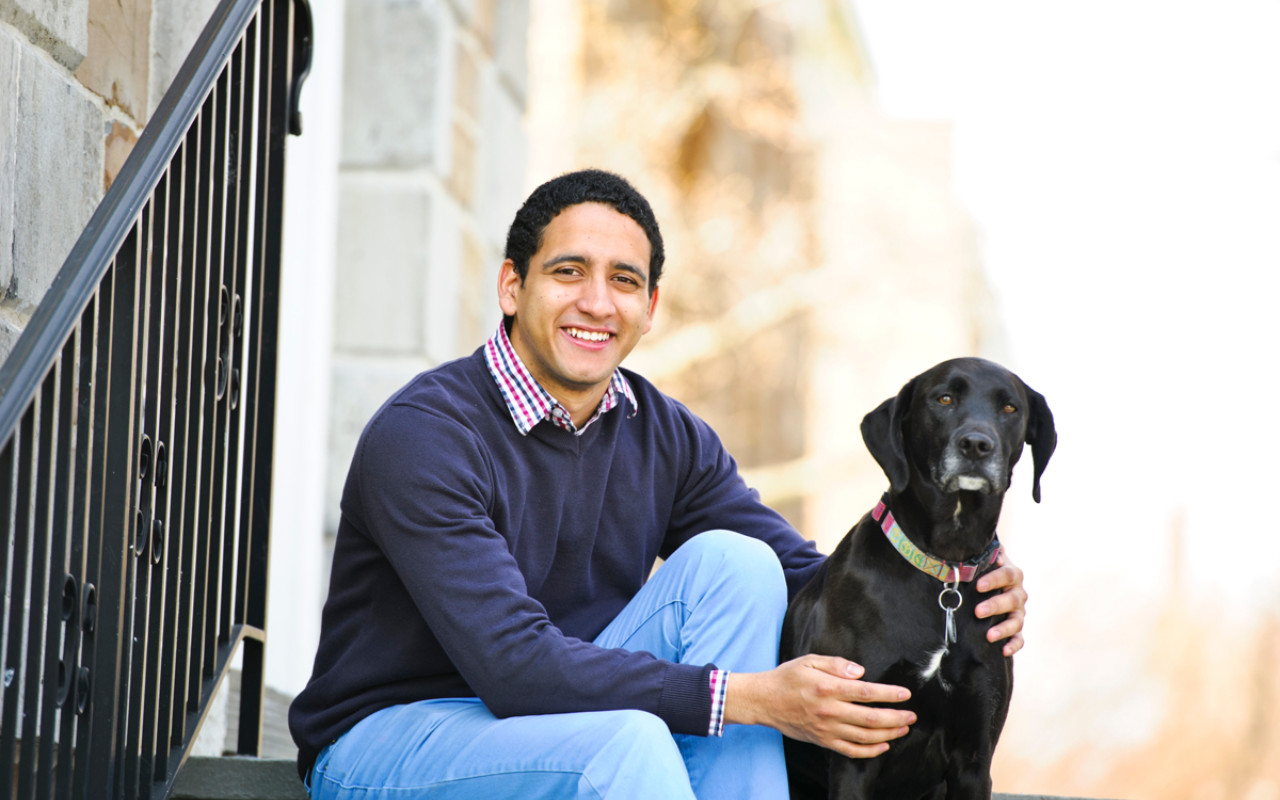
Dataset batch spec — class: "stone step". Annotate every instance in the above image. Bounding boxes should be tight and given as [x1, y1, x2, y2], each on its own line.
[170, 756, 1124, 800]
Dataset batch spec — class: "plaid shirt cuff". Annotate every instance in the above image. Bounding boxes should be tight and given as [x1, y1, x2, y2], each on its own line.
[708, 669, 729, 737]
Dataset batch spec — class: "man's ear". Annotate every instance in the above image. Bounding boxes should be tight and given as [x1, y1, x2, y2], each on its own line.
[498, 259, 521, 317]
[643, 286, 660, 335]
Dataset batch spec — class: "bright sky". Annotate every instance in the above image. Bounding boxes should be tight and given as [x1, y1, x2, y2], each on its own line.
[852, 0, 1280, 613]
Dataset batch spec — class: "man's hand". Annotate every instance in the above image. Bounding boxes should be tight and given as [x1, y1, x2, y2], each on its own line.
[724, 656, 915, 759]
[975, 551, 1027, 656]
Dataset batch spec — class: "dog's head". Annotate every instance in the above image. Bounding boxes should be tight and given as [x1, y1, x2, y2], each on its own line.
[860, 358, 1056, 503]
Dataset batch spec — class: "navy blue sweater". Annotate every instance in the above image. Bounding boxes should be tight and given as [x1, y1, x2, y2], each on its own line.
[288, 348, 826, 777]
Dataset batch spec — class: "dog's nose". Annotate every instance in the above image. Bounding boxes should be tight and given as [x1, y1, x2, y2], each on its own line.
[958, 431, 995, 459]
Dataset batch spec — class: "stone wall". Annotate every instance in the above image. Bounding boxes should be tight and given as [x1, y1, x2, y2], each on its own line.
[324, 0, 529, 538]
[0, 0, 221, 363]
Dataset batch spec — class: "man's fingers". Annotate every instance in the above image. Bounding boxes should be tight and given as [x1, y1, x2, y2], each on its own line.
[838, 678, 911, 705]
[975, 581, 1027, 619]
[801, 654, 865, 680]
[976, 561, 1022, 594]
[828, 740, 892, 759]
[984, 606, 1025, 640]
[820, 717, 912, 759]
[1001, 632, 1025, 657]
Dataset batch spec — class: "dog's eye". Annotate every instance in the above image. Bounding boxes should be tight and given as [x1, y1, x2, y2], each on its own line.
[1002, 403, 1017, 414]
[937, 394, 953, 406]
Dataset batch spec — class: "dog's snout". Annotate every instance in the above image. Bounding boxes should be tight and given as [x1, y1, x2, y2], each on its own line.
[957, 431, 995, 460]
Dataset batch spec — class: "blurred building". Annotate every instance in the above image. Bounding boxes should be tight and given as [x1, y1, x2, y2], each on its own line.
[526, 0, 999, 552]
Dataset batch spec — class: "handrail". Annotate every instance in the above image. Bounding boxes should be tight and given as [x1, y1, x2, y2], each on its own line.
[0, 0, 311, 797]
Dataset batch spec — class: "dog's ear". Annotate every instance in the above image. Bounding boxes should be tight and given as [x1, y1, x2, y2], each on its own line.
[1021, 382, 1057, 503]
[861, 379, 915, 493]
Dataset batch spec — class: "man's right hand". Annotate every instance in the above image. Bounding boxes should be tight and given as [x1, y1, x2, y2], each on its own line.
[723, 655, 915, 758]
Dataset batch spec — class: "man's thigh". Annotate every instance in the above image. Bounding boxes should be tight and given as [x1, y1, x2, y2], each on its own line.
[309, 698, 695, 800]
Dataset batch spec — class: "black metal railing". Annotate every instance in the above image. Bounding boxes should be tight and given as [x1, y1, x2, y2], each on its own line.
[0, 0, 311, 796]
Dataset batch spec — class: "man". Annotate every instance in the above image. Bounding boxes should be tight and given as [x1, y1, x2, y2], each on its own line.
[288, 170, 1027, 799]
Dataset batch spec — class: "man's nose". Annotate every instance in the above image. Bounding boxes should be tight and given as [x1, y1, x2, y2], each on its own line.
[577, 274, 615, 316]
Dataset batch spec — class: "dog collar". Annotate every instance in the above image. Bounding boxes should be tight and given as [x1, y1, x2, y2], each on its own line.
[872, 497, 1002, 583]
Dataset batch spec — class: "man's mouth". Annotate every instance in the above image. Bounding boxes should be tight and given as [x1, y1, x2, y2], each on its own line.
[566, 327, 612, 343]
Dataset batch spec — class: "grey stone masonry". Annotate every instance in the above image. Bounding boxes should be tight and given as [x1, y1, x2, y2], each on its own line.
[326, 0, 528, 535]
[0, 25, 103, 323]
[0, 0, 225, 365]
[0, 0, 88, 69]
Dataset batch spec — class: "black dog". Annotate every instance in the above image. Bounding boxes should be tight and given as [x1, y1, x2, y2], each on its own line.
[780, 357, 1055, 799]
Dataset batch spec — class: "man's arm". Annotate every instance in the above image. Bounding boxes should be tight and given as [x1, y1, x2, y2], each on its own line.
[723, 656, 915, 758]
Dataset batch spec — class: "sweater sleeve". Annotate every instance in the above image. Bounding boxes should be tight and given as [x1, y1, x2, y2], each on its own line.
[661, 401, 827, 600]
[352, 403, 715, 734]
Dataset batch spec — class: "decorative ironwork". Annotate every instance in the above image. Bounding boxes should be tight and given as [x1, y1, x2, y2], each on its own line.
[0, 0, 311, 796]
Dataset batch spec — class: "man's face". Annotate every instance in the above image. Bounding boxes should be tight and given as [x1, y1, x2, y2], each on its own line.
[499, 202, 659, 414]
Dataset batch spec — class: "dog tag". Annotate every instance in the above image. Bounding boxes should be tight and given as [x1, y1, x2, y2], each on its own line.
[938, 580, 963, 647]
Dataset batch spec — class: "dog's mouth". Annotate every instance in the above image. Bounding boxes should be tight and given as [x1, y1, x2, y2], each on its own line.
[954, 475, 990, 492]
[937, 468, 1006, 495]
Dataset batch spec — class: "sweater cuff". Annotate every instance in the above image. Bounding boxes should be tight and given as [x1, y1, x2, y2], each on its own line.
[658, 663, 717, 736]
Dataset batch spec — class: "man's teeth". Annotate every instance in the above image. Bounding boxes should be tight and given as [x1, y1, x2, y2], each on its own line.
[568, 328, 610, 342]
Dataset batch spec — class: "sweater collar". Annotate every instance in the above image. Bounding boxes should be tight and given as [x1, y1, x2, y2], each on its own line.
[483, 323, 638, 436]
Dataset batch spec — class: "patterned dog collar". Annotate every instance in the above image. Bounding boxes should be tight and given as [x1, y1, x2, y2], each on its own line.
[872, 496, 1001, 583]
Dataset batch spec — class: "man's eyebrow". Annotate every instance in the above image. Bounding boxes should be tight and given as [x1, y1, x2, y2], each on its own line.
[540, 253, 588, 269]
[539, 255, 649, 286]
[611, 262, 649, 285]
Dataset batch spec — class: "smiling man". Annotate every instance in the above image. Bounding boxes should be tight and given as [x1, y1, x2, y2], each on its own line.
[288, 170, 1028, 800]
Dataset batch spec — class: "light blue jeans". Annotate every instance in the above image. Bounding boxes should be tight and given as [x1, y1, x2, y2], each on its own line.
[307, 530, 790, 799]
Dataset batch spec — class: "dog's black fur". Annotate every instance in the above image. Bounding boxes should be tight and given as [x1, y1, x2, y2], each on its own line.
[780, 357, 1056, 800]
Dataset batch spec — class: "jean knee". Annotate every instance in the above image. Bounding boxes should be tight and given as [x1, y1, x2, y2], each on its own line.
[696, 530, 787, 611]
[589, 711, 689, 787]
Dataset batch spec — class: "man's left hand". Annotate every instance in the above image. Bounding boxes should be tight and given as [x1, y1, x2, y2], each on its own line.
[974, 551, 1026, 657]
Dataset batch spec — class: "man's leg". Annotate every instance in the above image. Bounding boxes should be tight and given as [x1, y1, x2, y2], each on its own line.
[308, 529, 787, 800]
[308, 698, 696, 800]
[593, 529, 790, 800]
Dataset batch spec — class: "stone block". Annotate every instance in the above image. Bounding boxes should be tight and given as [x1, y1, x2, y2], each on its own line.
[172, 757, 307, 800]
[103, 120, 139, 190]
[75, 0, 150, 121]
[456, 226, 496, 350]
[148, 0, 221, 118]
[492, 0, 527, 102]
[0, 33, 103, 310]
[421, 190, 461, 361]
[334, 174, 431, 353]
[447, 119, 477, 208]
[341, 0, 448, 168]
[325, 354, 431, 534]
[476, 65, 525, 251]
[0, 298, 30, 365]
[0, 0, 88, 69]
[0, 30, 18, 295]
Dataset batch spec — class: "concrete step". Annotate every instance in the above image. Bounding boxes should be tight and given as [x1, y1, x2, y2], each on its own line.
[170, 756, 1122, 800]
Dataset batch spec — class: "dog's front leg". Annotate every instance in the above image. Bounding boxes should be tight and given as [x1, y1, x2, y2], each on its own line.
[943, 762, 993, 800]
[826, 754, 879, 800]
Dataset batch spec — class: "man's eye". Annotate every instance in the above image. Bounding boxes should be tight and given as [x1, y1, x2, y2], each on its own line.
[938, 394, 953, 406]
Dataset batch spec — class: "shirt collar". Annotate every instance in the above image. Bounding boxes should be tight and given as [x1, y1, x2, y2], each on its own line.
[484, 322, 638, 436]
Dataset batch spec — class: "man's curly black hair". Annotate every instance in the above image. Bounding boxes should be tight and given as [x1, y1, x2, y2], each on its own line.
[503, 169, 665, 292]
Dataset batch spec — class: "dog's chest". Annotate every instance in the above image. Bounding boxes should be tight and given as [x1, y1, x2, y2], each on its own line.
[918, 645, 951, 689]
